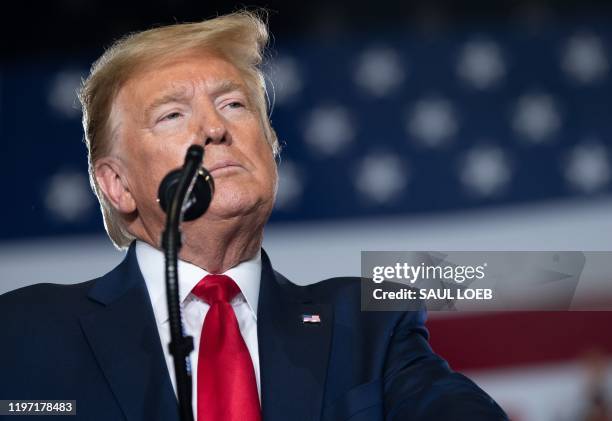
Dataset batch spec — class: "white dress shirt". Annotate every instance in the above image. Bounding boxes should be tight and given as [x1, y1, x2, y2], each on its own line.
[136, 240, 261, 414]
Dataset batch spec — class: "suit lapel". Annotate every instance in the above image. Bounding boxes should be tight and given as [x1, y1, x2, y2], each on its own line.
[79, 244, 179, 421]
[258, 251, 334, 421]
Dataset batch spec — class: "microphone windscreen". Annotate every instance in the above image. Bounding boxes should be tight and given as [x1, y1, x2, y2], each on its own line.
[158, 168, 214, 221]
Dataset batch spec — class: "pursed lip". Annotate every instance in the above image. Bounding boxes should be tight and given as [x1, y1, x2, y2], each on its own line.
[207, 160, 245, 173]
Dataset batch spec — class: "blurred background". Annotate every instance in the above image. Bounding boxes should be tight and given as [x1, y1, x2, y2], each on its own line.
[1, 0, 612, 419]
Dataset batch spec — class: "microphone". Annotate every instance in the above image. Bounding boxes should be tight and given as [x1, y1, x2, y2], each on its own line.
[157, 144, 215, 421]
[157, 145, 215, 221]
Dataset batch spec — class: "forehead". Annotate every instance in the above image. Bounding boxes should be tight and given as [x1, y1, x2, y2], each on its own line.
[116, 52, 247, 108]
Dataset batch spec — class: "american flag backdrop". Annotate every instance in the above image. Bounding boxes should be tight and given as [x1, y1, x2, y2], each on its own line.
[1, 22, 611, 238]
[1, 15, 612, 421]
[268, 26, 612, 220]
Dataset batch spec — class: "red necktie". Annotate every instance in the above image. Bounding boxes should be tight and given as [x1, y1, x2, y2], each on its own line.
[191, 274, 261, 421]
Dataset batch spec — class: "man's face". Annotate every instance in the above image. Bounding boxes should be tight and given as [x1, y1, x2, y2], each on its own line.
[106, 52, 277, 242]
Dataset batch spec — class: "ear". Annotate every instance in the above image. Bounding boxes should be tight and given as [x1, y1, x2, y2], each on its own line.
[94, 158, 137, 214]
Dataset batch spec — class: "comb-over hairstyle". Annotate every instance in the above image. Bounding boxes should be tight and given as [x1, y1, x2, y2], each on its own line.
[79, 10, 278, 249]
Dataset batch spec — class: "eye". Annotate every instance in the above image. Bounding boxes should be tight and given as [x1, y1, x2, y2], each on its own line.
[226, 101, 244, 109]
[162, 111, 182, 121]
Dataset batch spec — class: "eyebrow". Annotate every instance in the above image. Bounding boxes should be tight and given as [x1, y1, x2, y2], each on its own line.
[144, 88, 192, 120]
[209, 79, 248, 98]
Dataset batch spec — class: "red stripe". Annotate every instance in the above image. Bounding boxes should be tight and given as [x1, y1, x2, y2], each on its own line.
[426, 312, 612, 371]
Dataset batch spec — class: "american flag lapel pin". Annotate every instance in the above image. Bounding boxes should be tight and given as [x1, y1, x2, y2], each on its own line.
[302, 313, 321, 324]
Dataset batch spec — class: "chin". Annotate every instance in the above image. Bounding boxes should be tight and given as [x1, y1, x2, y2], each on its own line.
[207, 191, 262, 219]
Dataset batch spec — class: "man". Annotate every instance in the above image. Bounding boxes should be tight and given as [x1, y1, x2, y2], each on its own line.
[0, 11, 507, 421]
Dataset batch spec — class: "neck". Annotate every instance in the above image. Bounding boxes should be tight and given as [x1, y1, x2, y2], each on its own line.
[179, 216, 264, 273]
[133, 211, 266, 273]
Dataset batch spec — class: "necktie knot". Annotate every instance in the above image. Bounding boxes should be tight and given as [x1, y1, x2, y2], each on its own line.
[192, 274, 241, 304]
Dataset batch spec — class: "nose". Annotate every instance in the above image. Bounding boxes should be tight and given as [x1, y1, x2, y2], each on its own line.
[202, 113, 228, 147]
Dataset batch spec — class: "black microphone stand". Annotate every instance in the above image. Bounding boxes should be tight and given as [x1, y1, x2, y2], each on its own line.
[159, 145, 213, 421]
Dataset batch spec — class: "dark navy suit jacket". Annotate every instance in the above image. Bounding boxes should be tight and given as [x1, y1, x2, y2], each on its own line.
[0, 244, 506, 420]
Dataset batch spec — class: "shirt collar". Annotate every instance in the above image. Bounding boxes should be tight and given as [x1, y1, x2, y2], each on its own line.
[136, 240, 261, 324]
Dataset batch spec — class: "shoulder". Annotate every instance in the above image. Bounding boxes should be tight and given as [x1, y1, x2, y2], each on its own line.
[0, 280, 104, 361]
[276, 273, 363, 307]
[1, 279, 96, 299]
[303, 275, 362, 297]
[0, 279, 98, 319]
[0, 244, 136, 319]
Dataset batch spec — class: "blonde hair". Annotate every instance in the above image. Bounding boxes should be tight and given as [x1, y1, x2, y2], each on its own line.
[79, 10, 278, 249]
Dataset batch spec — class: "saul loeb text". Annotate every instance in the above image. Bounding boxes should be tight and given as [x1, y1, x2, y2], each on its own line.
[372, 287, 494, 300]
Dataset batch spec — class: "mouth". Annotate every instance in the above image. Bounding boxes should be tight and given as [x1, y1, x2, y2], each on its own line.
[207, 160, 245, 174]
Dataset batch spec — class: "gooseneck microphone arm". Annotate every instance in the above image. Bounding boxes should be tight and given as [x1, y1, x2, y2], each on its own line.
[158, 144, 214, 421]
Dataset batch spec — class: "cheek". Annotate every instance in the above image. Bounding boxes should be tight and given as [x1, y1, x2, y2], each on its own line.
[123, 160, 168, 217]
[249, 144, 276, 191]
[264, 155, 278, 193]
[127, 136, 186, 189]
[247, 128, 276, 175]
